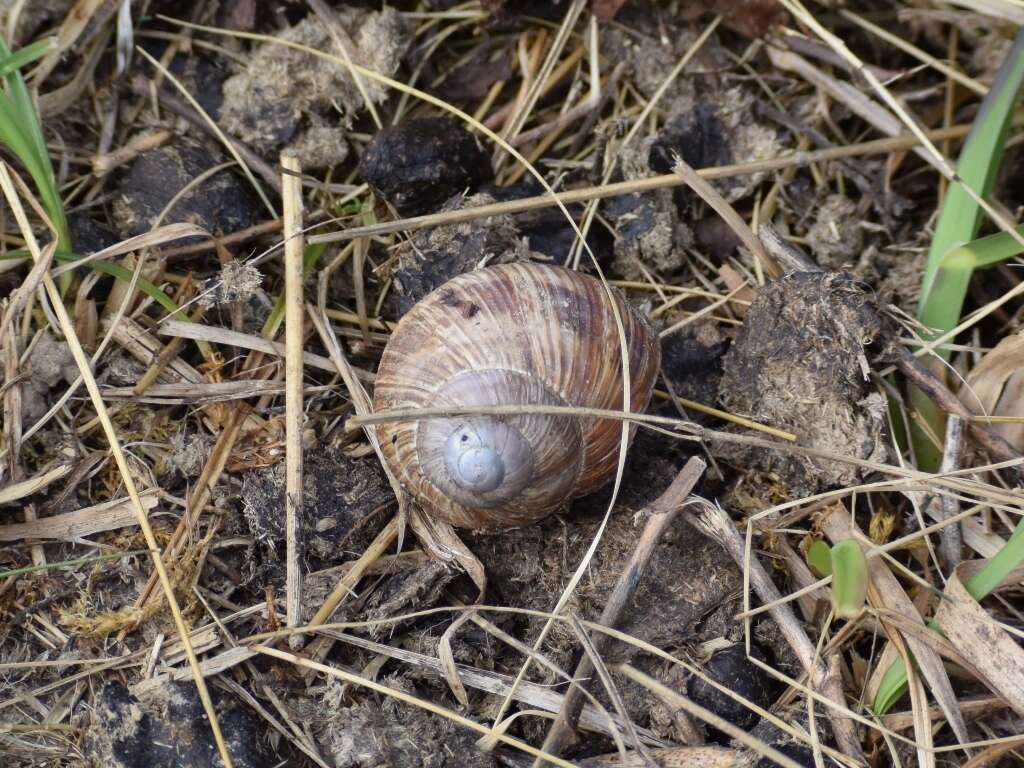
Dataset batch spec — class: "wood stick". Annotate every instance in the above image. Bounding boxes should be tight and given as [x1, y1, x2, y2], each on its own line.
[282, 153, 305, 643]
[537, 457, 706, 764]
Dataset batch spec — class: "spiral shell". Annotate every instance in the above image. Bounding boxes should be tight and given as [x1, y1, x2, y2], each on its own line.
[373, 262, 661, 529]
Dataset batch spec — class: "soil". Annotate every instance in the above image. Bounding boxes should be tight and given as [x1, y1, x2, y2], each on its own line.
[1, 2, 1022, 767]
[113, 143, 262, 238]
[359, 117, 494, 215]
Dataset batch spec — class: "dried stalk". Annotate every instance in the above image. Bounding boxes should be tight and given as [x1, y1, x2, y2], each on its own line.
[282, 153, 305, 640]
[308, 123, 985, 246]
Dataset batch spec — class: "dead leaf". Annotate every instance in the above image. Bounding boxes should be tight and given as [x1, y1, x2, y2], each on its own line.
[934, 569, 1024, 717]
[680, 0, 785, 38]
[961, 332, 1024, 451]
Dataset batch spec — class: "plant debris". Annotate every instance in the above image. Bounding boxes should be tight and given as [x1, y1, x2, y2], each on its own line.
[2, 3, 1023, 767]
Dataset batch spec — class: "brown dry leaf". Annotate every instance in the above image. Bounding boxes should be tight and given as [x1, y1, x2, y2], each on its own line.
[961, 332, 1024, 450]
[934, 569, 1024, 718]
[680, 0, 785, 38]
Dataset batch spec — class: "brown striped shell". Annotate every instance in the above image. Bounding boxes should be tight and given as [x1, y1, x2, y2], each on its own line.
[373, 262, 661, 529]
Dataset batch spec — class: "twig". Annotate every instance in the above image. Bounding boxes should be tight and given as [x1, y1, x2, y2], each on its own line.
[282, 153, 305, 643]
[306, 122, 988, 246]
[161, 218, 283, 259]
[510, 63, 623, 148]
[91, 127, 173, 176]
[158, 319, 374, 382]
[938, 415, 965, 568]
[671, 158, 776, 279]
[537, 457, 706, 764]
[691, 501, 865, 762]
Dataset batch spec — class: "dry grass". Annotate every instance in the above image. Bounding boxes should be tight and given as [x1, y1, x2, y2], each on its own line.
[1, 2, 1023, 767]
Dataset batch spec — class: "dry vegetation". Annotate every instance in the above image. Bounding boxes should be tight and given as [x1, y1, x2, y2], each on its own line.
[1, 1, 1024, 766]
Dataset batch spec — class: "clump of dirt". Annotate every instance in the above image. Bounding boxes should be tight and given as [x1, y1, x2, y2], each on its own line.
[240, 448, 393, 563]
[19, 331, 76, 425]
[806, 194, 865, 269]
[464, 439, 743, 731]
[219, 8, 409, 166]
[314, 678, 498, 768]
[69, 211, 120, 254]
[161, 429, 212, 482]
[653, 91, 781, 204]
[604, 141, 693, 281]
[113, 144, 261, 238]
[746, 711, 816, 768]
[0, 0, 73, 44]
[361, 560, 458, 639]
[604, 186, 693, 280]
[388, 192, 535, 314]
[717, 271, 888, 495]
[359, 118, 493, 216]
[85, 680, 272, 768]
[686, 644, 778, 735]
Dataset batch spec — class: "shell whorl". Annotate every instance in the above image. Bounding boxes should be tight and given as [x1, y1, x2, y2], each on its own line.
[373, 262, 661, 529]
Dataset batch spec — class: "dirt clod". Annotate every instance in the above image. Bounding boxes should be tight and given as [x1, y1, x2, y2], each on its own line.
[389, 192, 533, 314]
[717, 271, 888, 495]
[359, 118, 493, 216]
[85, 681, 272, 768]
[659, 323, 729, 418]
[806, 194, 865, 269]
[315, 679, 497, 768]
[687, 644, 777, 735]
[220, 9, 408, 164]
[199, 261, 264, 308]
[240, 448, 392, 562]
[113, 144, 260, 238]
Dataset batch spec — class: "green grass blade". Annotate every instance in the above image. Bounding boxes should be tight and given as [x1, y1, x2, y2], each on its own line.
[830, 539, 869, 619]
[262, 242, 327, 338]
[806, 540, 833, 577]
[0, 37, 54, 79]
[0, 549, 147, 580]
[910, 28, 1024, 470]
[920, 30, 1024, 307]
[0, 34, 70, 253]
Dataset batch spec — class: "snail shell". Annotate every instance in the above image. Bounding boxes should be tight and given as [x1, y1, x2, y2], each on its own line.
[373, 262, 661, 529]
